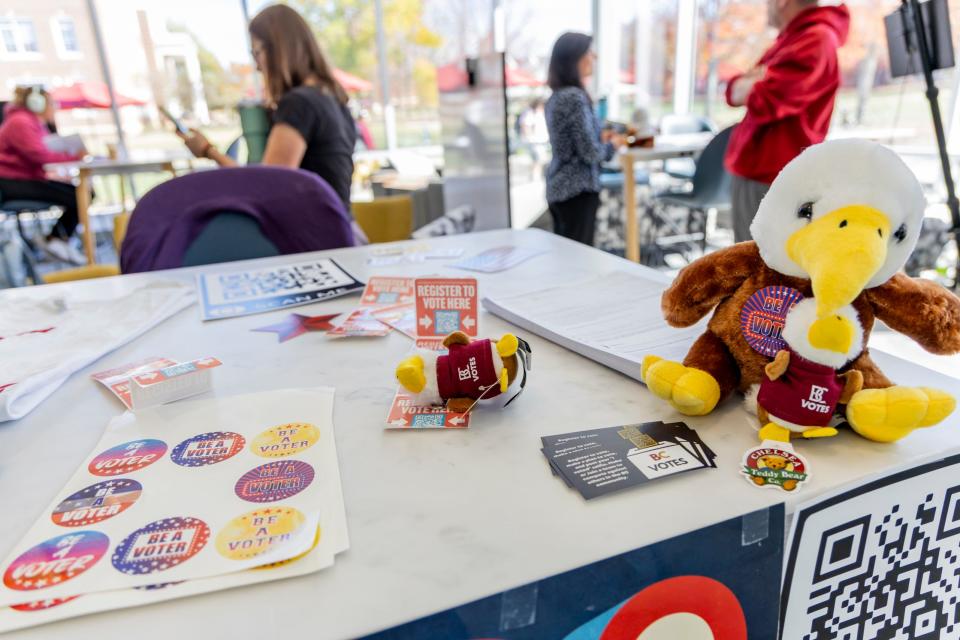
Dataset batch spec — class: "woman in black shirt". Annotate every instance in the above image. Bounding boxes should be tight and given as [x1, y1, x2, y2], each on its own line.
[178, 4, 356, 209]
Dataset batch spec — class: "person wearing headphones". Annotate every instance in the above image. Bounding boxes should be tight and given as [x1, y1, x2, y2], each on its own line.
[0, 86, 88, 264]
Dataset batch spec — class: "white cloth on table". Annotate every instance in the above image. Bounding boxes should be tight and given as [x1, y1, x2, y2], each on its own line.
[0, 281, 194, 421]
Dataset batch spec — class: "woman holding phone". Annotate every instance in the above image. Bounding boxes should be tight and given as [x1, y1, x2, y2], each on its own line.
[178, 4, 356, 209]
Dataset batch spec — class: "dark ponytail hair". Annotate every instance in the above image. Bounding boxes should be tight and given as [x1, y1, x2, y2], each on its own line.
[547, 32, 593, 91]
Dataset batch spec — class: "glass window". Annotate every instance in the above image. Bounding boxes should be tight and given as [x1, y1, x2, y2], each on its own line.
[57, 17, 79, 54]
[0, 22, 16, 54]
[18, 19, 39, 53]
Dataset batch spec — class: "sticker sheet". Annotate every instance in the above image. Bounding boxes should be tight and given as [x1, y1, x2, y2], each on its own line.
[91, 357, 178, 410]
[0, 388, 347, 609]
[196, 259, 363, 321]
[780, 452, 960, 640]
[327, 309, 391, 338]
[370, 304, 417, 339]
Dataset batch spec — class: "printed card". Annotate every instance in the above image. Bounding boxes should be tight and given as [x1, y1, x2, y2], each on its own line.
[370, 304, 417, 339]
[541, 422, 714, 499]
[451, 246, 547, 273]
[360, 277, 415, 306]
[327, 309, 390, 338]
[196, 258, 363, 321]
[414, 277, 478, 338]
[91, 357, 178, 410]
[128, 358, 222, 409]
[385, 390, 470, 429]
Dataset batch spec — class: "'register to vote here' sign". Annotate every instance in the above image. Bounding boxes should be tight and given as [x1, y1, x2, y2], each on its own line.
[413, 278, 478, 338]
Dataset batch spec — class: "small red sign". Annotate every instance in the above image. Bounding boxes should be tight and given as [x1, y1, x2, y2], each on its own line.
[361, 277, 416, 306]
[413, 278, 478, 338]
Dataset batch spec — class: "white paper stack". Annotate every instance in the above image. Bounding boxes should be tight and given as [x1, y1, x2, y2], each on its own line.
[0, 388, 348, 633]
[482, 270, 705, 382]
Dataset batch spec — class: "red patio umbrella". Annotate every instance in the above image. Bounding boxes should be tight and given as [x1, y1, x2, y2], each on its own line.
[50, 81, 146, 109]
[332, 68, 373, 93]
[505, 66, 543, 88]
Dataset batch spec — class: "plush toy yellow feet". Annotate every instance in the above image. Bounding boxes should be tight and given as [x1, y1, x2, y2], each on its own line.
[641, 356, 721, 416]
[396, 355, 426, 394]
[846, 386, 956, 443]
[757, 423, 838, 443]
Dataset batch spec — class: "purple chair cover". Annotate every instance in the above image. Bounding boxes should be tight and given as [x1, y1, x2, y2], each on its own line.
[120, 166, 357, 273]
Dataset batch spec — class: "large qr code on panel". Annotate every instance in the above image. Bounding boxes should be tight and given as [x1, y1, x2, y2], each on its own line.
[781, 456, 960, 640]
[219, 263, 343, 301]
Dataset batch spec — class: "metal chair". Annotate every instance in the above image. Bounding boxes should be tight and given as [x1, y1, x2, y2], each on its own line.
[646, 126, 734, 264]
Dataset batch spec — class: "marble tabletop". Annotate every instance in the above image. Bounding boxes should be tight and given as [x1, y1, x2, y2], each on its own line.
[1, 228, 958, 639]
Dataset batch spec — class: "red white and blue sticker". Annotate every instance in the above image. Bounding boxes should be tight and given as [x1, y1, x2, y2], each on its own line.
[3, 531, 109, 591]
[171, 431, 246, 468]
[739, 286, 804, 357]
[111, 517, 210, 575]
[88, 439, 167, 477]
[51, 479, 142, 527]
[10, 595, 81, 611]
[235, 461, 315, 503]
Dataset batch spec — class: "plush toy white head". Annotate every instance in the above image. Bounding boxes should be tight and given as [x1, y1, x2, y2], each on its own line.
[782, 298, 864, 369]
[751, 140, 925, 320]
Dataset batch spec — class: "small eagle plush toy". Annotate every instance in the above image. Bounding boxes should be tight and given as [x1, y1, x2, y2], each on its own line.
[642, 139, 960, 442]
[395, 332, 530, 413]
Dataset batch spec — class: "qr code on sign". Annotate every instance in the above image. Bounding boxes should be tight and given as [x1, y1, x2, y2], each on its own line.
[219, 264, 341, 301]
[781, 455, 960, 640]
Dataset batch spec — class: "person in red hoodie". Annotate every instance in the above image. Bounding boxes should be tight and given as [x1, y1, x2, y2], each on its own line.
[0, 86, 87, 264]
[725, 0, 850, 242]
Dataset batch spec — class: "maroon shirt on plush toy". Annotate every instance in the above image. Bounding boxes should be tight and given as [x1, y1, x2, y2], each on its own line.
[436, 339, 502, 400]
[757, 349, 844, 427]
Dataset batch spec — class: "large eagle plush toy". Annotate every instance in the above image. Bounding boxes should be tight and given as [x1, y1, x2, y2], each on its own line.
[642, 140, 960, 442]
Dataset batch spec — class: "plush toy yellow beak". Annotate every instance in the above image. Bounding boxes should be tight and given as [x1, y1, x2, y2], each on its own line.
[807, 313, 855, 354]
[787, 205, 890, 319]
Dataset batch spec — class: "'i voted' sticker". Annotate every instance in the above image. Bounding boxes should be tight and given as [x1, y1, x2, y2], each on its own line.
[51, 479, 142, 527]
[10, 595, 81, 611]
[171, 431, 246, 467]
[88, 439, 167, 477]
[740, 286, 804, 357]
[112, 517, 210, 575]
[250, 423, 319, 458]
[216, 507, 307, 561]
[235, 460, 315, 503]
[3, 531, 109, 591]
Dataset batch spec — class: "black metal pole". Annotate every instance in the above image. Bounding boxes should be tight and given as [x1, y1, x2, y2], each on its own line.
[905, 0, 960, 288]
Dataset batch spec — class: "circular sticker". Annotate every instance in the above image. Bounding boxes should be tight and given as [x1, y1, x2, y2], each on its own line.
[739, 286, 804, 357]
[134, 581, 184, 591]
[3, 531, 109, 591]
[10, 595, 81, 612]
[112, 517, 210, 575]
[216, 507, 307, 561]
[89, 439, 167, 477]
[740, 444, 810, 493]
[51, 479, 142, 527]
[249, 423, 319, 458]
[235, 461, 315, 503]
[254, 527, 321, 571]
[171, 431, 246, 467]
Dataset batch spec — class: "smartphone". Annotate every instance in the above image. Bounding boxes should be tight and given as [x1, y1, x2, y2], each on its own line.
[159, 106, 190, 136]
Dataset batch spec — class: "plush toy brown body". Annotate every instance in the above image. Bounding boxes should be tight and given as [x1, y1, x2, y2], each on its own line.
[642, 140, 960, 443]
[662, 241, 960, 399]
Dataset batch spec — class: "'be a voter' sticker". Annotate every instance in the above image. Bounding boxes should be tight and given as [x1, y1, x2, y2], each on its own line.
[51, 479, 142, 527]
[88, 439, 167, 476]
[250, 423, 319, 458]
[235, 461, 315, 503]
[171, 431, 245, 467]
[112, 517, 210, 575]
[740, 286, 804, 357]
[4, 531, 109, 591]
[216, 507, 307, 560]
[10, 595, 80, 611]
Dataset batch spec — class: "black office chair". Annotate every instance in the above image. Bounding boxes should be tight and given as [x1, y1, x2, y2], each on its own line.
[644, 126, 734, 264]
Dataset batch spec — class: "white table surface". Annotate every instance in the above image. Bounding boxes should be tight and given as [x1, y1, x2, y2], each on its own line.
[621, 132, 713, 162]
[44, 153, 192, 177]
[2, 228, 959, 639]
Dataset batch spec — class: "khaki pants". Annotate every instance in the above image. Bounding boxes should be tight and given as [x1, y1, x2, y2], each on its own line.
[731, 175, 771, 243]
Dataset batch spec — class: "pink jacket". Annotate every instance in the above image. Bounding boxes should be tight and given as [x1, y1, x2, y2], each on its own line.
[0, 105, 79, 181]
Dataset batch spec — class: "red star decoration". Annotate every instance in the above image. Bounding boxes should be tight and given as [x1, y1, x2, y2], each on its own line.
[251, 313, 340, 343]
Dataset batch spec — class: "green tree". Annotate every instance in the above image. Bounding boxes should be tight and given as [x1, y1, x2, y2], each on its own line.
[282, 0, 442, 107]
